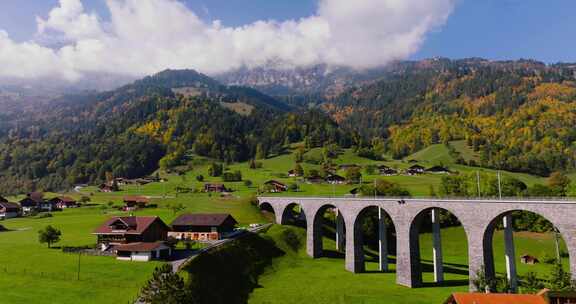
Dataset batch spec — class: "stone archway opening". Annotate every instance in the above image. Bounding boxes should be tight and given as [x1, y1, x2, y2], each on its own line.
[312, 204, 345, 259]
[354, 206, 397, 273]
[483, 210, 570, 293]
[281, 202, 307, 228]
[259, 202, 276, 222]
[409, 207, 469, 287]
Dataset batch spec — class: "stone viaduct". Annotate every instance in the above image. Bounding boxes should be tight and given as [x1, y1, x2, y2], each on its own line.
[257, 196, 576, 290]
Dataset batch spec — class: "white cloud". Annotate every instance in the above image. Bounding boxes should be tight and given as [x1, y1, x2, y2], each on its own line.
[0, 0, 455, 82]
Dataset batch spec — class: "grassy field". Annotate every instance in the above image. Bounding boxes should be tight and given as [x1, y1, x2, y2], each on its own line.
[0, 142, 567, 303]
[249, 225, 569, 304]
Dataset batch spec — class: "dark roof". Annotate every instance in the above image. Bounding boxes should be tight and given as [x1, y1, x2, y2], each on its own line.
[51, 196, 77, 203]
[19, 198, 38, 207]
[115, 241, 167, 252]
[123, 196, 149, 203]
[264, 180, 287, 186]
[0, 202, 20, 210]
[409, 165, 425, 170]
[27, 192, 44, 203]
[427, 166, 450, 172]
[326, 174, 345, 181]
[171, 213, 237, 227]
[93, 216, 166, 235]
[0, 196, 7, 203]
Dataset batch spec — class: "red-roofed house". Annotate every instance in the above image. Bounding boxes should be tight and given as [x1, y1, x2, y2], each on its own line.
[444, 292, 547, 304]
[123, 196, 150, 210]
[93, 216, 170, 250]
[50, 196, 78, 209]
[168, 213, 238, 241]
[115, 241, 171, 262]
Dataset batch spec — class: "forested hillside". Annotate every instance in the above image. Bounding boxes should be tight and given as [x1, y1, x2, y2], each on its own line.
[0, 70, 349, 194]
[322, 58, 576, 175]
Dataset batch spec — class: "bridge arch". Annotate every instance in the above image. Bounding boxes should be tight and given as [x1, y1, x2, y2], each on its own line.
[482, 208, 571, 292]
[353, 206, 397, 273]
[280, 202, 307, 227]
[408, 206, 470, 287]
[309, 203, 346, 258]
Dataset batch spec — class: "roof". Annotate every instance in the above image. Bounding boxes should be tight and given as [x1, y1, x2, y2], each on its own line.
[27, 192, 44, 203]
[114, 241, 167, 252]
[171, 213, 237, 227]
[447, 293, 547, 304]
[326, 174, 345, 180]
[52, 196, 77, 203]
[0, 196, 7, 203]
[93, 216, 166, 235]
[123, 196, 149, 203]
[427, 166, 450, 172]
[0, 202, 20, 210]
[264, 180, 287, 186]
[409, 165, 425, 169]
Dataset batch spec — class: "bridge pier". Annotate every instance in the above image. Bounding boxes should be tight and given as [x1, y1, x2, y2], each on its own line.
[432, 208, 444, 283]
[503, 214, 518, 292]
[378, 207, 389, 272]
[336, 209, 345, 252]
[345, 213, 364, 273]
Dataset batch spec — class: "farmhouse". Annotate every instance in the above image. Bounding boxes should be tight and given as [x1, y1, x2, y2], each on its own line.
[444, 292, 547, 304]
[288, 169, 303, 177]
[204, 183, 227, 193]
[93, 216, 170, 250]
[325, 174, 346, 184]
[521, 254, 540, 265]
[19, 192, 45, 214]
[123, 196, 149, 210]
[306, 175, 324, 184]
[426, 165, 451, 174]
[50, 196, 78, 209]
[0, 202, 21, 219]
[406, 164, 425, 175]
[263, 180, 288, 192]
[115, 241, 171, 262]
[169, 213, 238, 241]
[378, 165, 398, 176]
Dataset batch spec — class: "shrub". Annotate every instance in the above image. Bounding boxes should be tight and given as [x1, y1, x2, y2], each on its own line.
[281, 229, 301, 252]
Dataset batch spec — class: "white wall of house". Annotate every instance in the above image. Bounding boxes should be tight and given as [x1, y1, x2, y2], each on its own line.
[0, 212, 18, 219]
[131, 252, 151, 262]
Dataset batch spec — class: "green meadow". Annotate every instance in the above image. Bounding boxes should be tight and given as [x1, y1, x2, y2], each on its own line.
[0, 143, 568, 303]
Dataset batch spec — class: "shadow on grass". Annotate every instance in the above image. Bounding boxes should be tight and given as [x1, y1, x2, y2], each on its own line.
[421, 279, 470, 288]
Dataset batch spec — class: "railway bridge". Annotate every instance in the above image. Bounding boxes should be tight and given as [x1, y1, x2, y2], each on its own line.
[257, 196, 576, 290]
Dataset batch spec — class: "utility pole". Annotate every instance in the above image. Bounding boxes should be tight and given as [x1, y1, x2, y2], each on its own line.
[77, 252, 81, 281]
[497, 171, 502, 200]
[554, 227, 561, 262]
[476, 171, 481, 198]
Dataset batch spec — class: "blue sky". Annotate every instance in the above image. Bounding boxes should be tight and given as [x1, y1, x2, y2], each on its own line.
[1, 0, 575, 63]
[0, 0, 575, 82]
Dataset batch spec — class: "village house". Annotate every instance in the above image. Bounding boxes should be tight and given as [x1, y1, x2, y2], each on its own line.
[204, 183, 227, 193]
[445, 289, 576, 304]
[325, 174, 346, 185]
[426, 165, 451, 174]
[378, 165, 398, 176]
[521, 254, 540, 265]
[406, 164, 426, 176]
[444, 292, 547, 304]
[98, 184, 115, 193]
[0, 202, 21, 219]
[306, 175, 325, 184]
[93, 216, 170, 251]
[169, 213, 238, 241]
[287, 169, 303, 177]
[114, 241, 171, 262]
[49, 196, 78, 209]
[123, 196, 150, 211]
[263, 180, 288, 192]
[19, 192, 46, 214]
